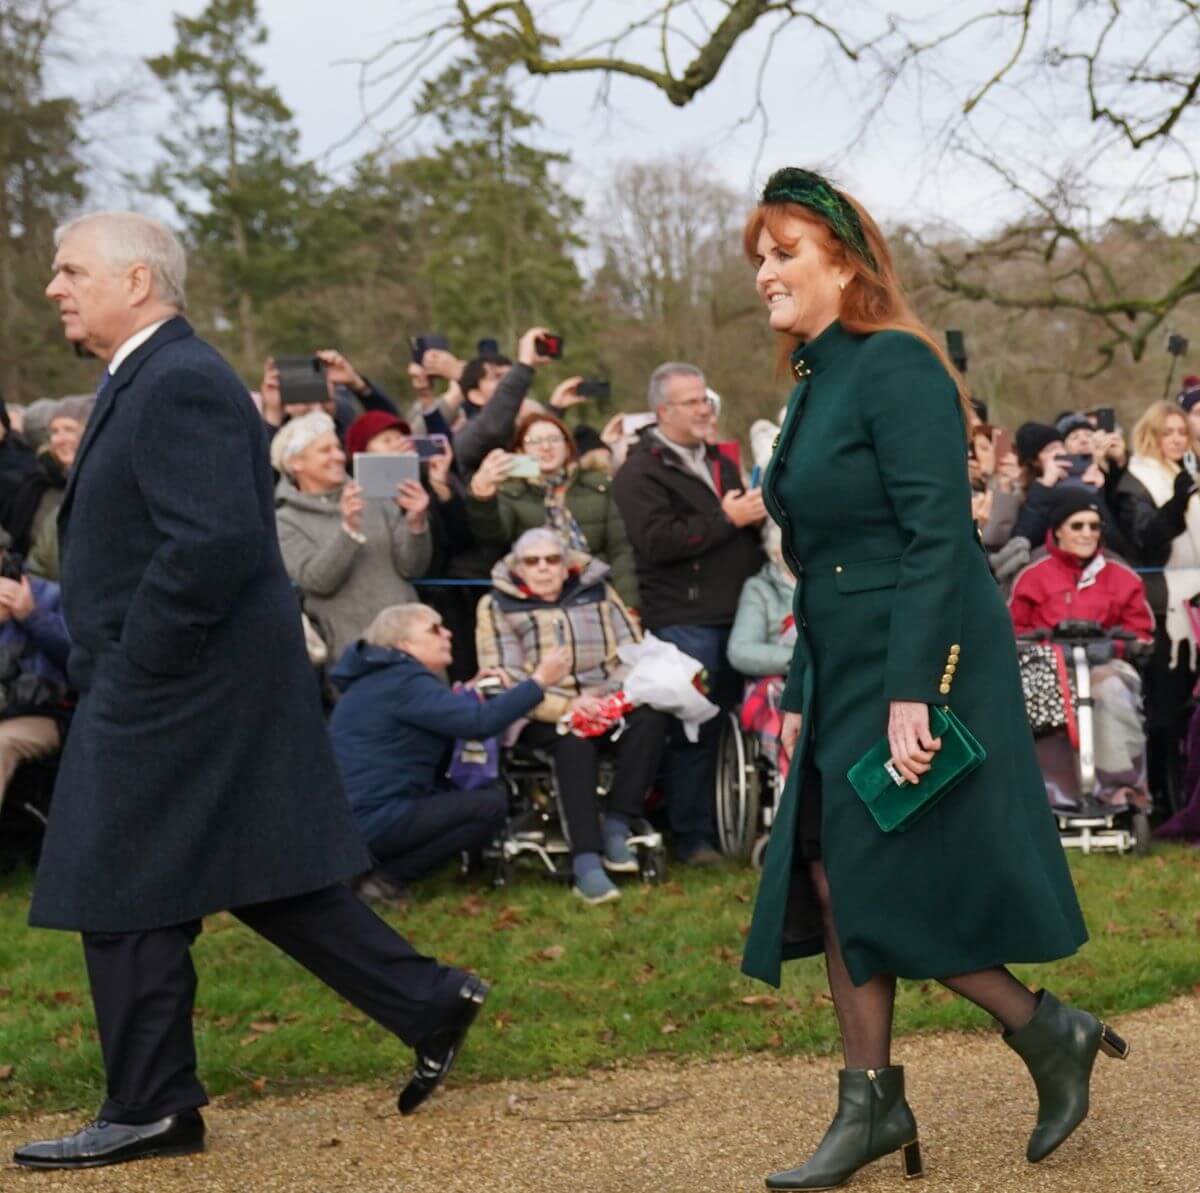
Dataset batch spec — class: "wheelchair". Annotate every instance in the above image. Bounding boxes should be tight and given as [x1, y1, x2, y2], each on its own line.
[1018, 620, 1154, 856]
[482, 737, 668, 888]
[714, 710, 783, 868]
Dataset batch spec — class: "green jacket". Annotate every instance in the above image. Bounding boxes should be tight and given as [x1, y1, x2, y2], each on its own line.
[741, 321, 1086, 988]
[466, 466, 640, 607]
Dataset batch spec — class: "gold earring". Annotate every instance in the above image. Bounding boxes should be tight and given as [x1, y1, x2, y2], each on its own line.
[839, 280, 847, 292]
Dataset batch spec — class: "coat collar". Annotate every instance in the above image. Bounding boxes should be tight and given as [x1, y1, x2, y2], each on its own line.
[789, 319, 857, 380]
[61, 316, 194, 517]
[1044, 534, 1106, 588]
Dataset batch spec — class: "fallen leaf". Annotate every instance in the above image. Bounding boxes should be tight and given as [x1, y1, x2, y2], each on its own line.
[250, 1076, 268, 1094]
[0, 1065, 14, 1081]
[739, 994, 780, 1008]
[239, 1035, 259, 1047]
[535, 945, 566, 961]
[633, 964, 656, 985]
[492, 906, 524, 931]
[660, 1022, 679, 1035]
[458, 895, 485, 918]
[734, 892, 750, 904]
[248, 1020, 279, 1034]
[713, 945, 738, 963]
[766, 1034, 784, 1048]
[492, 1010, 514, 1031]
[51, 990, 81, 1005]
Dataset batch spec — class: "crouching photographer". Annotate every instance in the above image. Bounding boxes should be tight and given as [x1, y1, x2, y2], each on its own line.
[329, 603, 571, 896]
[0, 538, 71, 811]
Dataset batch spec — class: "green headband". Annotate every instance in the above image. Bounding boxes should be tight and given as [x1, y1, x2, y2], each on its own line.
[760, 167, 878, 272]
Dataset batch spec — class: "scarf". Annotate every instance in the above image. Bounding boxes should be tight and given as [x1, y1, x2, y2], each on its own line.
[1126, 454, 1200, 668]
[542, 468, 589, 554]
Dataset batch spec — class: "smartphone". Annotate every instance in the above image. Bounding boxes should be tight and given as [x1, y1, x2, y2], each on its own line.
[621, 412, 657, 436]
[508, 454, 541, 479]
[575, 379, 611, 400]
[410, 434, 449, 460]
[275, 355, 327, 406]
[410, 334, 450, 364]
[1090, 407, 1116, 433]
[992, 426, 1014, 462]
[749, 464, 763, 488]
[534, 333, 564, 359]
[1058, 452, 1093, 479]
[945, 328, 967, 372]
[352, 452, 420, 498]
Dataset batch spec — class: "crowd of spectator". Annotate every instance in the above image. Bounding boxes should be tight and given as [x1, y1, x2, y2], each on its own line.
[3, 330, 1200, 896]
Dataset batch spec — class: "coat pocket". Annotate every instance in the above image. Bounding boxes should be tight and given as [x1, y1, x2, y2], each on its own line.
[834, 556, 902, 594]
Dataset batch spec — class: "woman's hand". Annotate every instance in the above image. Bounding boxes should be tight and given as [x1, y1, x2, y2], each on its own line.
[340, 480, 364, 536]
[469, 448, 514, 500]
[395, 478, 430, 530]
[567, 692, 605, 718]
[780, 711, 803, 763]
[1080, 462, 1106, 488]
[887, 701, 942, 785]
[532, 646, 573, 689]
[426, 438, 454, 500]
[1039, 455, 1068, 487]
[971, 487, 993, 527]
[517, 326, 553, 368]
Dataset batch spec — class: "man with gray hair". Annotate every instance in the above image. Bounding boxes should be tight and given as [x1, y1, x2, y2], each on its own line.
[16, 212, 488, 1169]
[613, 361, 765, 865]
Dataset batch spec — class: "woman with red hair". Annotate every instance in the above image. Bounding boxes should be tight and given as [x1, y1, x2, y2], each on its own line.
[738, 169, 1122, 1190]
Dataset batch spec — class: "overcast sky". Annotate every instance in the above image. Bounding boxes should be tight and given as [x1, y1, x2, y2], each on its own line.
[70, 1, 1180, 237]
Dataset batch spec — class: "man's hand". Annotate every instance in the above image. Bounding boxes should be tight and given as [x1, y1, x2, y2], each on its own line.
[316, 349, 368, 396]
[517, 327, 553, 368]
[469, 448, 514, 500]
[0, 576, 33, 621]
[532, 645, 572, 688]
[549, 376, 586, 411]
[722, 487, 767, 527]
[395, 479, 430, 530]
[260, 357, 283, 427]
[407, 362, 433, 403]
[421, 348, 463, 382]
[341, 480, 365, 536]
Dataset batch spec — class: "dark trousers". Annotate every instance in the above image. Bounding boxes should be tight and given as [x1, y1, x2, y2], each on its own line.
[369, 784, 507, 886]
[652, 624, 741, 853]
[82, 883, 461, 1124]
[520, 706, 669, 855]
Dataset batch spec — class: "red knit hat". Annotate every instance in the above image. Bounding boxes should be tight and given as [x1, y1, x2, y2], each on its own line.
[345, 411, 411, 457]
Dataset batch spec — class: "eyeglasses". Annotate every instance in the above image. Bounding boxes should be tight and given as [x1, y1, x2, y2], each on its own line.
[666, 397, 715, 412]
[524, 434, 566, 449]
[1065, 520, 1101, 532]
[520, 553, 563, 568]
[422, 621, 449, 636]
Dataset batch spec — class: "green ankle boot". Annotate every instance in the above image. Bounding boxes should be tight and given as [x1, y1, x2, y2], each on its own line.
[765, 1066, 923, 1190]
[1003, 989, 1130, 1163]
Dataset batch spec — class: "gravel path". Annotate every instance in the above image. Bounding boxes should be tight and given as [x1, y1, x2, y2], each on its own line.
[2, 995, 1195, 1192]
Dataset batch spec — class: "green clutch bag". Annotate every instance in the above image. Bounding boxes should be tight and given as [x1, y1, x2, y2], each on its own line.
[847, 705, 986, 833]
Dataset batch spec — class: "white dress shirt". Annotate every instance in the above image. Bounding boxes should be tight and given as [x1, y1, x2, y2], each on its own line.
[107, 318, 171, 376]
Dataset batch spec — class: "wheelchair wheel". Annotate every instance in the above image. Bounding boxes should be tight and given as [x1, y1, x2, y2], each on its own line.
[715, 711, 761, 862]
[1131, 810, 1152, 856]
[750, 833, 770, 871]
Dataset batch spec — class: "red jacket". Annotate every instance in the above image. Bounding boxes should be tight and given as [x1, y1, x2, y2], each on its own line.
[1008, 539, 1154, 641]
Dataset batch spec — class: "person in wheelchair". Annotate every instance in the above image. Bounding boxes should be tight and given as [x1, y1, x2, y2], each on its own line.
[727, 524, 796, 781]
[475, 528, 669, 905]
[329, 603, 571, 895]
[1008, 488, 1154, 808]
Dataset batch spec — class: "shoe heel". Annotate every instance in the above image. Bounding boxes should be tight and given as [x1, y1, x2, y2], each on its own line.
[1098, 1022, 1130, 1060]
[901, 1138, 924, 1180]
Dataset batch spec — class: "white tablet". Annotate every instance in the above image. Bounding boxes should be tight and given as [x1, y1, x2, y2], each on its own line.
[352, 452, 420, 499]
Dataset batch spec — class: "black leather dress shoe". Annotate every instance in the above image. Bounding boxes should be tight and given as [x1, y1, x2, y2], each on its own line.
[13, 1110, 205, 1169]
[398, 975, 489, 1115]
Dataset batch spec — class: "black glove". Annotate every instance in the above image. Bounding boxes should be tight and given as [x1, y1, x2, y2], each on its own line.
[1085, 640, 1116, 665]
[1172, 469, 1196, 503]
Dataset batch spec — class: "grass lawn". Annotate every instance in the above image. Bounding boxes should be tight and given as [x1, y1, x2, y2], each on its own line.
[1, 846, 1198, 1117]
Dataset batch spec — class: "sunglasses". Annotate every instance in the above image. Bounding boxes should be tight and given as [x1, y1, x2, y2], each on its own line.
[520, 553, 563, 568]
[1065, 520, 1101, 532]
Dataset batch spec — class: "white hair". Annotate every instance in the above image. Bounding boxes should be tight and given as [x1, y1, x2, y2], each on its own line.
[269, 410, 336, 475]
[647, 362, 704, 412]
[512, 527, 564, 560]
[363, 603, 437, 649]
[54, 211, 187, 310]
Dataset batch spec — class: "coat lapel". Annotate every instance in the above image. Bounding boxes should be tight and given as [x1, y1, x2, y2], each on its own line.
[59, 317, 194, 521]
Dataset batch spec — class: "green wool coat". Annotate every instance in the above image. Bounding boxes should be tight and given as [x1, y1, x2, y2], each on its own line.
[741, 322, 1087, 989]
[465, 466, 640, 607]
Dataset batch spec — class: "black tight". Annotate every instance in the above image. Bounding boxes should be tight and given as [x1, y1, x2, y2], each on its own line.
[808, 859, 1037, 1068]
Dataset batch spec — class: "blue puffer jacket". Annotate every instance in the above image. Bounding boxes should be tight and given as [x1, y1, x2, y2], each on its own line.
[0, 577, 71, 722]
[329, 642, 543, 842]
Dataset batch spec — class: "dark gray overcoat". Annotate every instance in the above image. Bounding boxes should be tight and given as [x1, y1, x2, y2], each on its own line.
[29, 318, 369, 932]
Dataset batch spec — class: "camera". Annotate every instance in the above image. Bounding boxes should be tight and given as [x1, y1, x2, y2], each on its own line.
[410, 334, 450, 365]
[534, 333, 564, 359]
[1168, 333, 1189, 358]
[575, 379, 610, 400]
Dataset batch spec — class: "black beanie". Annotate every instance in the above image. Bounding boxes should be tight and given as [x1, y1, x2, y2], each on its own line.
[1015, 421, 1060, 464]
[1049, 486, 1101, 531]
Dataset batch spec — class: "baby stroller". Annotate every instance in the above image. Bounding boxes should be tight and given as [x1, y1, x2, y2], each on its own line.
[1018, 619, 1154, 855]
